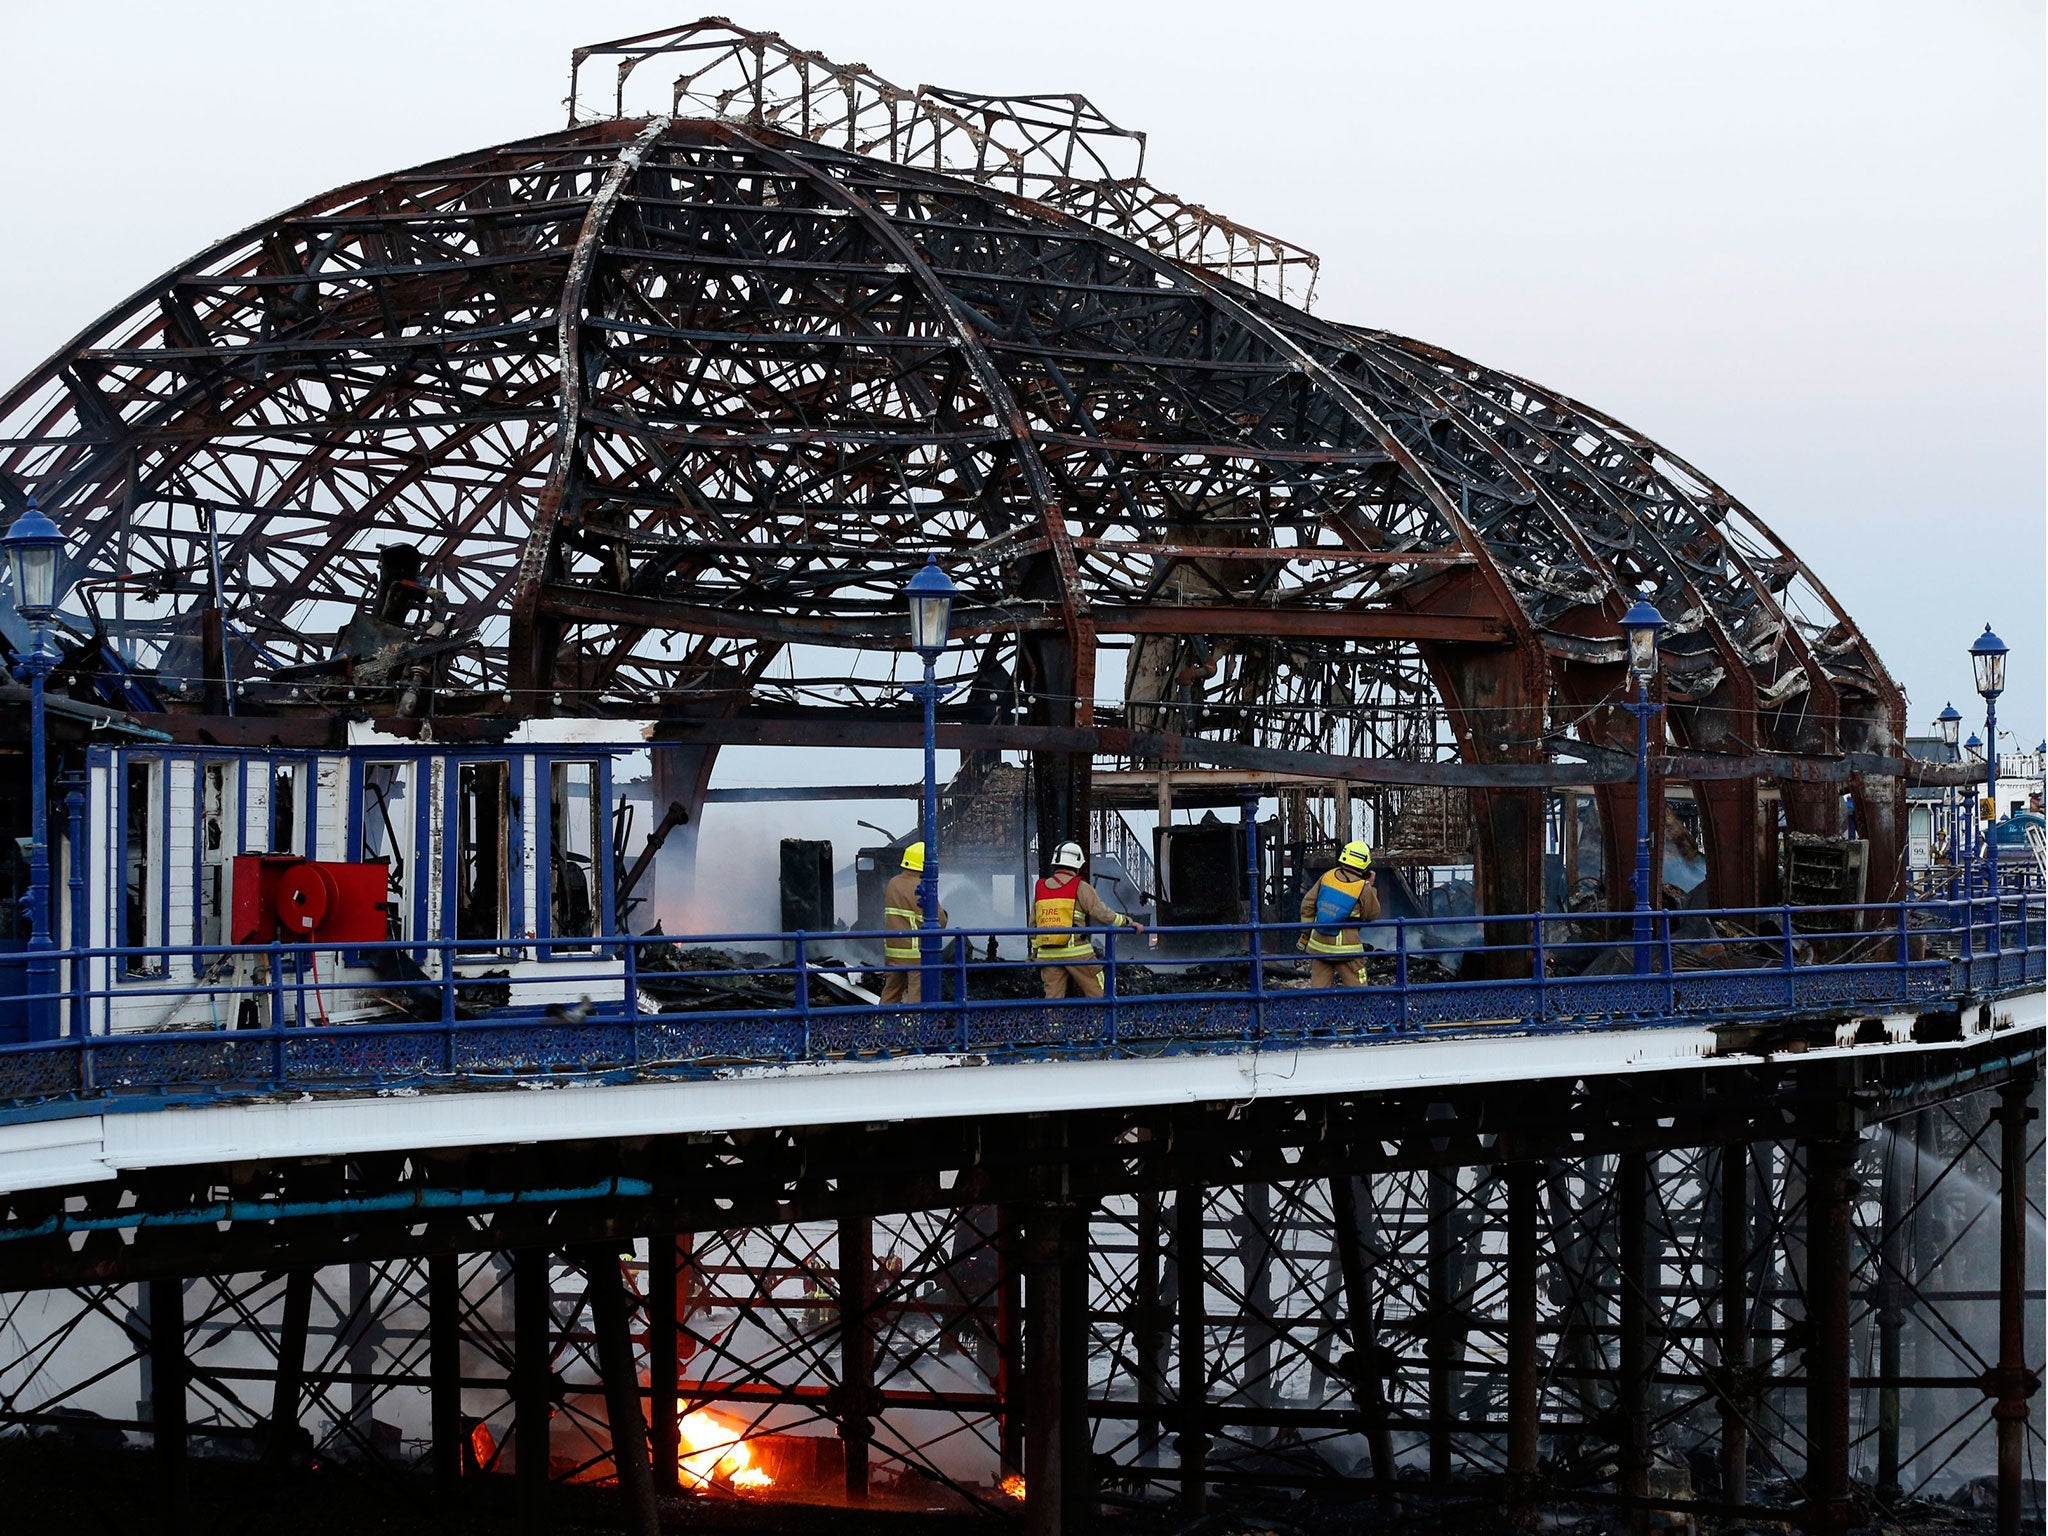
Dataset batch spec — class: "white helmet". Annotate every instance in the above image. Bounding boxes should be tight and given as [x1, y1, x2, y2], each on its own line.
[1051, 841, 1086, 871]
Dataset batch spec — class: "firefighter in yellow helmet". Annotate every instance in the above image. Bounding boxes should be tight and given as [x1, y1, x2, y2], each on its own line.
[1298, 840, 1379, 987]
[878, 841, 946, 1005]
[1031, 842, 1143, 999]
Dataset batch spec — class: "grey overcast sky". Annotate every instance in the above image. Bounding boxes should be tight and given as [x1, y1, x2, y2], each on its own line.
[1, 1, 2040, 750]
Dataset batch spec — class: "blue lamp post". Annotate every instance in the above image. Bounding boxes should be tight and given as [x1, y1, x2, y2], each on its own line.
[1970, 625, 2008, 890]
[1620, 595, 1666, 974]
[903, 556, 957, 1004]
[1936, 704, 1962, 880]
[4, 502, 70, 1041]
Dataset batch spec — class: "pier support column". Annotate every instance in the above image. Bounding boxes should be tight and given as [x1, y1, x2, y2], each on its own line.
[267, 1267, 313, 1470]
[647, 1234, 681, 1496]
[1616, 1150, 1651, 1523]
[1875, 1123, 1909, 1501]
[1426, 1166, 1456, 1487]
[1023, 1202, 1069, 1536]
[148, 1276, 188, 1536]
[1717, 1143, 1752, 1509]
[578, 1247, 658, 1536]
[1505, 1163, 1540, 1526]
[1993, 1072, 2039, 1536]
[1059, 1204, 1095, 1524]
[1330, 1173, 1395, 1483]
[1174, 1187, 1209, 1514]
[1134, 1190, 1166, 1461]
[997, 1204, 1024, 1479]
[1801, 1138, 1856, 1536]
[513, 1249, 552, 1536]
[837, 1216, 875, 1502]
[427, 1257, 461, 1493]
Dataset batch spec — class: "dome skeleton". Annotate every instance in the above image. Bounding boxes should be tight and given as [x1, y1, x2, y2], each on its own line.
[0, 18, 1911, 916]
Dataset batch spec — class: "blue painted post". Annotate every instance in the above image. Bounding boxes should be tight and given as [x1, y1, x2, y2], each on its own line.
[1779, 905, 1796, 1009]
[1242, 800, 1264, 1040]
[1657, 908, 1675, 1014]
[1395, 917, 1409, 1033]
[1531, 912, 1545, 1026]
[953, 928, 970, 1050]
[21, 645, 56, 1040]
[918, 655, 942, 1014]
[439, 938, 457, 1073]
[793, 930, 811, 1060]
[64, 782, 86, 1039]
[268, 939, 287, 1086]
[1104, 924, 1119, 1050]
[1631, 676, 1655, 976]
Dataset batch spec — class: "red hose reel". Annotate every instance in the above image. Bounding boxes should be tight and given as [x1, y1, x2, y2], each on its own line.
[231, 855, 391, 945]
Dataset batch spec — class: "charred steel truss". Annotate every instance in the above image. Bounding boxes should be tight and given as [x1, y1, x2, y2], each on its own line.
[0, 1034, 2038, 1535]
[0, 19, 1915, 917]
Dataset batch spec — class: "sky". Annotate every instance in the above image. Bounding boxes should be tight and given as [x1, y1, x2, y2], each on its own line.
[1, 0, 2040, 776]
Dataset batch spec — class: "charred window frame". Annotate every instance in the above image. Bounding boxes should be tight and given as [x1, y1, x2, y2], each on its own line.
[453, 760, 512, 945]
[119, 757, 164, 975]
[542, 759, 604, 953]
[357, 761, 411, 943]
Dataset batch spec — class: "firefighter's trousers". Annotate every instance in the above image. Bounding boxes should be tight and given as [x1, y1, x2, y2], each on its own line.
[1040, 963, 1105, 1000]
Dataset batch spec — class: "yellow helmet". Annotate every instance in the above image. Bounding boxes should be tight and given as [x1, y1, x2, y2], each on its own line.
[1338, 840, 1373, 872]
[900, 841, 926, 872]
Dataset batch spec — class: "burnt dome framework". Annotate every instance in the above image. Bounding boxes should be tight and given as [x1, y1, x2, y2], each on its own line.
[0, 20, 1911, 913]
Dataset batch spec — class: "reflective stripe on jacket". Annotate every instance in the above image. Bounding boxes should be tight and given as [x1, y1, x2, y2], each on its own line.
[1299, 868, 1377, 955]
[1031, 872, 1129, 959]
[882, 869, 945, 962]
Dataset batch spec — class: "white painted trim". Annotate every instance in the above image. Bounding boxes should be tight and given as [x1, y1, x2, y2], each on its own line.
[2, 988, 2038, 1197]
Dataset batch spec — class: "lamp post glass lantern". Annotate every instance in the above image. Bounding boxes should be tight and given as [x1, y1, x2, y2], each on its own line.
[903, 557, 958, 1002]
[3, 501, 72, 1041]
[1937, 703, 1961, 756]
[1620, 596, 1667, 974]
[1968, 625, 2008, 891]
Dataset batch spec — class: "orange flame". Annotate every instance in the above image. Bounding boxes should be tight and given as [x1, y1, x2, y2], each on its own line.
[676, 1408, 770, 1493]
[999, 1474, 1026, 1501]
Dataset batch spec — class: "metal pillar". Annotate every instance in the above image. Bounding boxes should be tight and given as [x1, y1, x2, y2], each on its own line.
[997, 1204, 1024, 1479]
[1717, 1142, 1751, 1508]
[1875, 1122, 1909, 1500]
[1024, 1202, 1067, 1536]
[1992, 1072, 2038, 1536]
[837, 1215, 875, 1502]
[1174, 1187, 1208, 1514]
[1426, 1165, 1456, 1486]
[148, 1276, 188, 1536]
[428, 1255, 463, 1492]
[1059, 1204, 1094, 1525]
[647, 1234, 681, 1496]
[1240, 1181, 1276, 1438]
[1134, 1190, 1166, 1460]
[1505, 1163, 1540, 1523]
[513, 1249, 552, 1536]
[1329, 1173, 1395, 1483]
[579, 1248, 658, 1536]
[266, 1267, 313, 1470]
[1802, 1138, 1855, 1536]
[1616, 1150, 1650, 1514]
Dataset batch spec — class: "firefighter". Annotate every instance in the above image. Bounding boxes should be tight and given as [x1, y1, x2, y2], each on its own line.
[879, 841, 946, 1005]
[1299, 840, 1379, 987]
[1031, 841, 1143, 999]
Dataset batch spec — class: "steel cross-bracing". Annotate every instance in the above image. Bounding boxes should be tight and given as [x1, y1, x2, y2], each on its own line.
[0, 1031, 2038, 1533]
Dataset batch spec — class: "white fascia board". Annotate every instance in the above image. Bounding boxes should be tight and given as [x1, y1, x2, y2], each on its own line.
[4, 990, 2040, 1197]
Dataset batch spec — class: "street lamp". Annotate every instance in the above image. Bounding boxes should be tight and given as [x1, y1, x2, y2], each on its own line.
[1935, 704, 1963, 877]
[4, 501, 70, 1040]
[1936, 703, 1961, 760]
[1970, 624, 2008, 888]
[903, 556, 957, 1003]
[1620, 595, 1666, 975]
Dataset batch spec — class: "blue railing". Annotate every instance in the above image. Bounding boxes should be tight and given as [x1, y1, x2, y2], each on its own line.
[0, 892, 2040, 1117]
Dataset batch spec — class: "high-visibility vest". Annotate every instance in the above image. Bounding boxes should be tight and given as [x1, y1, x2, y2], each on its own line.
[1304, 869, 1367, 954]
[1031, 875, 1096, 960]
[883, 878, 929, 962]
